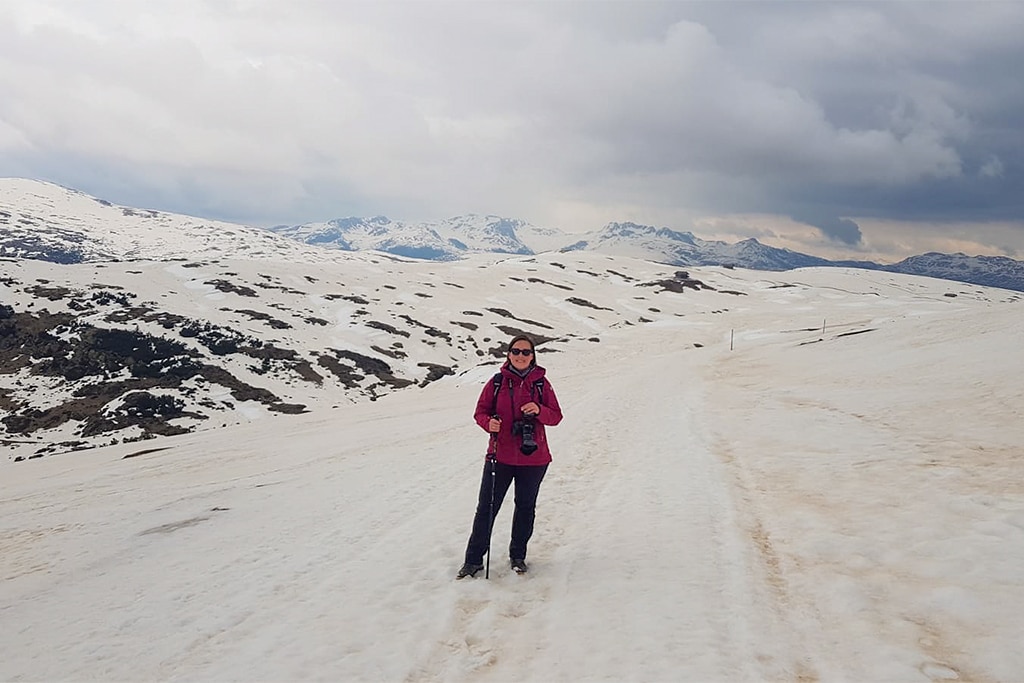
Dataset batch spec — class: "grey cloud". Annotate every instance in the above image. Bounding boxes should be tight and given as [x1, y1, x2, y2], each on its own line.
[980, 157, 1005, 179]
[791, 212, 864, 246]
[0, 1, 1022, 246]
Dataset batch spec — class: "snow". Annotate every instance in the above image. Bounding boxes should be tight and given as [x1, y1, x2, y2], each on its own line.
[2, 255, 1024, 681]
[0, 178, 338, 263]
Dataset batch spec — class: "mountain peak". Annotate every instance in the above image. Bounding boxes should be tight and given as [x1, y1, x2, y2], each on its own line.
[4, 178, 1024, 291]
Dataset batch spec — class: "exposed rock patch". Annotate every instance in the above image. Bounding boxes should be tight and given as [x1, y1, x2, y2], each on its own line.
[640, 270, 715, 293]
[567, 297, 612, 311]
[205, 279, 259, 297]
[485, 308, 554, 330]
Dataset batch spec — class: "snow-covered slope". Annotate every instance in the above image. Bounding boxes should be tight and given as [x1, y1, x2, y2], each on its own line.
[2, 250, 1023, 681]
[4, 238, 1019, 462]
[0, 178, 338, 263]
[0, 244, 720, 460]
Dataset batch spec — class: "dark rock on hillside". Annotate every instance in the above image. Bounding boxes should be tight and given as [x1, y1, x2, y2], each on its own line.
[0, 306, 302, 441]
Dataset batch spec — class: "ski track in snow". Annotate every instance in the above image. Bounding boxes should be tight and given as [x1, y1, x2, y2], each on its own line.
[398, 335, 793, 682]
[0, 334, 794, 682]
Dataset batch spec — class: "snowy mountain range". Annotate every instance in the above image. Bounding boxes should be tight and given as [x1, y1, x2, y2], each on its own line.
[4, 178, 1024, 291]
[274, 216, 1024, 293]
[266, 214, 570, 260]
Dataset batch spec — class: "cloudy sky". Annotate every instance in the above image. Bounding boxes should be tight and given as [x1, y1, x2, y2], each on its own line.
[1, 1, 1022, 263]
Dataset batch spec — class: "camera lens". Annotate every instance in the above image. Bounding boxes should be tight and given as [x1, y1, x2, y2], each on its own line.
[519, 419, 537, 455]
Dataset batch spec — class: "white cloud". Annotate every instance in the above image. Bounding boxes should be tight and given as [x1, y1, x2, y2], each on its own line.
[0, 0, 1022, 245]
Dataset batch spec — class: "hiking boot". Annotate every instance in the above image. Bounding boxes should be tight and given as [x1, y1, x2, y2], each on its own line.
[510, 558, 528, 574]
[456, 562, 484, 579]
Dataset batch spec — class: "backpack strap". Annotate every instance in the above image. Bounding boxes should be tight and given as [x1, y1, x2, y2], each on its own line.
[531, 377, 545, 406]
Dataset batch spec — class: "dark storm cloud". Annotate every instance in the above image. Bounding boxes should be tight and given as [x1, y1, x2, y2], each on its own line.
[791, 213, 864, 246]
[524, 2, 1024, 240]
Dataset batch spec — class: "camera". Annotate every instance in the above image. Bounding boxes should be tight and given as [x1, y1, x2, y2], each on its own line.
[512, 418, 538, 455]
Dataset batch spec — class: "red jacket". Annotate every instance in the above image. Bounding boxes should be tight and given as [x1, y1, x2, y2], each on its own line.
[474, 363, 563, 466]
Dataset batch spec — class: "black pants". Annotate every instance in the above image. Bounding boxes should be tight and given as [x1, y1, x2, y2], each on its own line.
[465, 460, 549, 564]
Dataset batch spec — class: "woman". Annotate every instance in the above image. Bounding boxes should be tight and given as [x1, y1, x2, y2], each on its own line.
[458, 334, 563, 579]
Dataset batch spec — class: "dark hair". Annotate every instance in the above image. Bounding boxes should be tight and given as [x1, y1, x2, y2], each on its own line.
[506, 335, 537, 366]
[506, 334, 535, 353]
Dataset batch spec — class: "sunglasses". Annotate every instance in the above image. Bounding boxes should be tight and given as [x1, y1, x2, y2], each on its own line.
[509, 348, 534, 356]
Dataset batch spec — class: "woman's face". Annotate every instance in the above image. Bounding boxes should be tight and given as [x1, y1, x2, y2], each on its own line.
[508, 341, 534, 371]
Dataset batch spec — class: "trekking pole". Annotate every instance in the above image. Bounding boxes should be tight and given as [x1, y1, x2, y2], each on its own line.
[485, 428, 497, 579]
